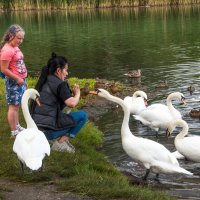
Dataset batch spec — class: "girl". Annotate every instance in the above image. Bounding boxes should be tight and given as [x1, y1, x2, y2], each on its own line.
[0, 24, 27, 137]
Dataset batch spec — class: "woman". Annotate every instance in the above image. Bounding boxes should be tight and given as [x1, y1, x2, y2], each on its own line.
[30, 53, 88, 153]
[0, 24, 27, 137]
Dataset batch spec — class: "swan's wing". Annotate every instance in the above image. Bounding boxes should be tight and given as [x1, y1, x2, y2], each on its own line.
[13, 129, 33, 165]
[151, 160, 193, 175]
[124, 137, 179, 166]
[133, 106, 172, 129]
[25, 130, 50, 170]
[172, 151, 185, 160]
[13, 129, 50, 170]
[124, 96, 146, 115]
[33, 130, 51, 156]
[171, 109, 182, 119]
[123, 96, 132, 110]
[139, 138, 177, 163]
[124, 96, 131, 102]
[135, 97, 146, 114]
[147, 103, 167, 110]
[25, 157, 43, 171]
[140, 107, 171, 122]
[176, 137, 200, 162]
[133, 114, 147, 123]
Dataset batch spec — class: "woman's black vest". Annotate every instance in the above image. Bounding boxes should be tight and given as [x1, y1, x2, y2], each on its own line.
[31, 75, 76, 130]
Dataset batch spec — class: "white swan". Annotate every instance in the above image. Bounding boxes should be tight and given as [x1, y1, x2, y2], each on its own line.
[89, 89, 192, 179]
[167, 119, 200, 162]
[172, 151, 185, 160]
[133, 92, 185, 135]
[13, 89, 50, 172]
[123, 91, 147, 115]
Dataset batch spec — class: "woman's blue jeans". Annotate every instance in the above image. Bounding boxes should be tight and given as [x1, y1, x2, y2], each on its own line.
[44, 111, 88, 140]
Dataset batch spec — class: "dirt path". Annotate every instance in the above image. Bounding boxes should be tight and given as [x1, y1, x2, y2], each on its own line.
[0, 178, 92, 200]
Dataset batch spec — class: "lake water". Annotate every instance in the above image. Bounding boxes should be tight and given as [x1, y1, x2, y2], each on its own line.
[1, 5, 200, 199]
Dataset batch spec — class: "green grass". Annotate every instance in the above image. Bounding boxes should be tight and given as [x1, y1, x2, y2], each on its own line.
[0, 78, 173, 200]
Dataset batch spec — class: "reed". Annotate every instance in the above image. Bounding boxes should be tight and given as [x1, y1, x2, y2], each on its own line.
[0, 0, 200, 10]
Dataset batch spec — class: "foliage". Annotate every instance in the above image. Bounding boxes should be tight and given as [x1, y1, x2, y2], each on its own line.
[0, 0, 200, 10]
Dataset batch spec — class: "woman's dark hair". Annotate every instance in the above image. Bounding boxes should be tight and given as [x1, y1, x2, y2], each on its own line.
[35, 52, 68, 93]
[30, 53, 68, 115]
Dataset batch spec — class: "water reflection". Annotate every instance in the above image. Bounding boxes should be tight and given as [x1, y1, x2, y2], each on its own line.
[1, 6, 200, 81]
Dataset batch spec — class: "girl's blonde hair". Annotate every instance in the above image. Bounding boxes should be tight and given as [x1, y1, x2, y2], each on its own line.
[0, 24, 24, 49]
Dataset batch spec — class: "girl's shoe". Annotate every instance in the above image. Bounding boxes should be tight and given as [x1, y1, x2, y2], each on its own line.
[11, 130, 20, 138]
[17, 124, 25, 132]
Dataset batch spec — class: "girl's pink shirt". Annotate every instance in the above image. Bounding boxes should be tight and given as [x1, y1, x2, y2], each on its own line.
[0, 43, 27, 78]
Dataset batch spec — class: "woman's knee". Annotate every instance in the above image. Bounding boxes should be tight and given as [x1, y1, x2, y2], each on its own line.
[80, 111, 88, 121]
[70, 111, 88, 122]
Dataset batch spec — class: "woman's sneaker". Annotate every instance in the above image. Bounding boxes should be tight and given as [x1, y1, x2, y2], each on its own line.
[65, 140, 75, 153]
[51, 140, 75, 153]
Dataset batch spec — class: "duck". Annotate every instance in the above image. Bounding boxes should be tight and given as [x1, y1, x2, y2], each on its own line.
[80, 82, 90, 97]
[155, 80, 168, 89]
[189, 109, 200, 118]
[13, 89, 50, 173]
[94, 78, 110, 89]
[124, 69, 141, 78]
[187, 85, 195, 95]
[166, 119, 200, 162]
[123, 91, 148, 115]
[89, 89, 192, 180]
[109, 83, 120, 94]
[133, 92, 186, 136]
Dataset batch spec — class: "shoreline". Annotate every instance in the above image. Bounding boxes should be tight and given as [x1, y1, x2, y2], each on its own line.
[1, 1, 200, 11]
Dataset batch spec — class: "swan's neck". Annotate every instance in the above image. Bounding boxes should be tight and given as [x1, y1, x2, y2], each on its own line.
[176, 121, 188, 139]
[106, 95, 132, 137]
[132, 95, 137, 102]
[167, 97, 177, 115]
[21, 93, 38, 129]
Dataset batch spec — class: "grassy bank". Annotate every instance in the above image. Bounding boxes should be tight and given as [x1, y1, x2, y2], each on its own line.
[0, 0, 200, 10]
[0, 78, 172, 199]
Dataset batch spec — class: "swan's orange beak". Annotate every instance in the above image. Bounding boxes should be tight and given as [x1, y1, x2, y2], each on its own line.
[35, 97, 41, 106]
[89, 91, 98, 95]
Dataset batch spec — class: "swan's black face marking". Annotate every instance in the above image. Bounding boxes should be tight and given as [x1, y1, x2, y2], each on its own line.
[97, 89, 101, 94]
[180, 96, 186, 105]
[181, 96, 185, 101]
[166, 128, 171, 138]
